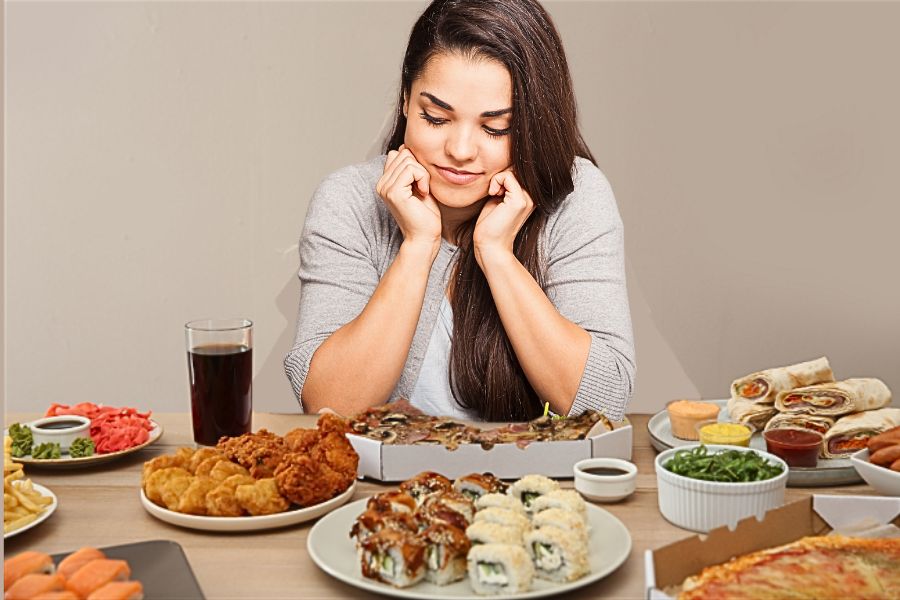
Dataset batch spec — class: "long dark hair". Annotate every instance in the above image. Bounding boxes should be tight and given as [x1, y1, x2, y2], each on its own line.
[384, 0, 595, 421]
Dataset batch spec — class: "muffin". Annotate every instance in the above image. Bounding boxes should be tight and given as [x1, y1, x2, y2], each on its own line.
[667, 400, 721, 440]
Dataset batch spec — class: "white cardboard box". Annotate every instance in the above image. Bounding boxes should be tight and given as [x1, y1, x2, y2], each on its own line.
[644, 494, 900, 600]
[348, 419, 632, 482]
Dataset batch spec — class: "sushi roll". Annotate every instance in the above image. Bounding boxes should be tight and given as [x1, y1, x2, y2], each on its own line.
[532, 508, 588, 545]
[453, 473, 508, 500]
[467, 543, 534, 595]
[350, 509, 417, 546]
[65, 559, 131, 599]
[86, 580, 145, 600]
[399, 471, 452, 505]
[420, 490, 476, 524]
[4, 551, 54, 591]
[420, 522, 471, 585]
[359, 529, 427, 588]
[366, 491, 417, 515]
[525, 527, 589, 582]
[473, 507, 531, 534]
[58, 548, 106, 580]
[475, 493, 525, 515]
[507, 475, 560, 512]
[466, 521, 525, 546]
[5, 574, 66, 600]
[531, 490, 587, 524]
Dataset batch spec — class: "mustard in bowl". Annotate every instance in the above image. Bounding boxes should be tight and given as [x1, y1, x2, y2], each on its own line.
[696, 421, 753, 447]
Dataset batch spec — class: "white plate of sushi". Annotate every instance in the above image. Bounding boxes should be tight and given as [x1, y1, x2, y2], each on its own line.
[139, 480, 356, 532]
[307, 497, 632, 599]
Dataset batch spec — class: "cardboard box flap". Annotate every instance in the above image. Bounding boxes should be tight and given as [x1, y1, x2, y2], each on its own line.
[651, 497, 825, 590]
[812, 495, 900, 531]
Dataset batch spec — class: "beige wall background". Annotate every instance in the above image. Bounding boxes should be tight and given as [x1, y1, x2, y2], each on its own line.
[5, 1, 899, 415]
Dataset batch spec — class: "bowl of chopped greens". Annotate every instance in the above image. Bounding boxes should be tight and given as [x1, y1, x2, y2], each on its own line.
[655, 444, 788, 532]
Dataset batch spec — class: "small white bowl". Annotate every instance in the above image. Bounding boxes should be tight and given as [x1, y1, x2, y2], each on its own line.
[573, 458, 638, 502]
[28, 415, 91, 452]
[850, 449, 900, 496]
[655, 444, 788, 533]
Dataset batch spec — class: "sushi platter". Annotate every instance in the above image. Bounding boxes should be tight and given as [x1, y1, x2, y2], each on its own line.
[309, 497, 631, 599]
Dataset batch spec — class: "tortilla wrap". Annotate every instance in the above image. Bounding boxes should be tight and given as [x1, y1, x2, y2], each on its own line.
[775, 378, 891, 417]
[763, 412, 835, 436]
[726, 397, 778, 430]
[822, 407, 900, 458]
[730, 357, 834, 404]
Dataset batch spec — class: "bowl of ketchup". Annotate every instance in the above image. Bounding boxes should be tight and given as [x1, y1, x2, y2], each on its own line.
[763, 429, 823, 468]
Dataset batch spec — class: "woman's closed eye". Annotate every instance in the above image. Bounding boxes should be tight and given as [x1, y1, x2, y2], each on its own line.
[419, 111, 510, 138]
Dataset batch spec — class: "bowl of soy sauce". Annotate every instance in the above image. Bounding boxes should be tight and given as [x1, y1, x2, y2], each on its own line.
[573, 458, 638, 502]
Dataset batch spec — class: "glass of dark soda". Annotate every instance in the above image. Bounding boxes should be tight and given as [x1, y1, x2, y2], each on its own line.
[185, 319, 253, 445]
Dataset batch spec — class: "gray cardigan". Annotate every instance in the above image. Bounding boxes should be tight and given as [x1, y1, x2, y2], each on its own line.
[284, 155, 636, 421]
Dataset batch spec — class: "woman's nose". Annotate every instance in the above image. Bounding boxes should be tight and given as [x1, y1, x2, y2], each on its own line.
[444, 126, 478, 162]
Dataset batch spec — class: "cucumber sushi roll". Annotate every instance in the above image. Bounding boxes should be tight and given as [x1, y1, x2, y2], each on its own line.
[467, 543, 534, 595]
[525, 527, 589, 582]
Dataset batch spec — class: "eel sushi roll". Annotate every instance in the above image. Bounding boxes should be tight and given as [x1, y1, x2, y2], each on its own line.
[350, 509, 417, 546]
[420, 490, 476, 524]
[531, 490, 588, 525]
[466, 521, 525, 546]
[399, 471, 453, 506]
[359, 529, 427, 588]
[467, 543, 534, 595]
[532, 508, 588, 545]
[420, 522, 471, 585]
[453, 473, 508, 500]
[507, 475, 560, 512]
[473, 508, 531, 534]
[525, 527, 589, 582]
[475, 493, 525, 515]
[366, 491, 417, 515]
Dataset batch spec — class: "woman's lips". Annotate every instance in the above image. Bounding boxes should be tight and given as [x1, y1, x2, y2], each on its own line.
[436, 166, 481, 185]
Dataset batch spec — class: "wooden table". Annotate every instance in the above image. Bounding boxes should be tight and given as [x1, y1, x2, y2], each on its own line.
[5, 412, 873, 599]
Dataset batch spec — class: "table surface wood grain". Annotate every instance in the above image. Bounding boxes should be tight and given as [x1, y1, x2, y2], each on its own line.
[4, 412, 874, 599]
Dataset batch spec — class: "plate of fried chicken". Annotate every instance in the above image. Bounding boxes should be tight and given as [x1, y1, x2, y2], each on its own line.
[139, 414, 359, 532]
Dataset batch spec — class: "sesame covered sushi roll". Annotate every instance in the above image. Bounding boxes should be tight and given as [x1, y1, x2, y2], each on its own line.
[350, 509, 417, 546]
[399, 471, 452, 505]
[507, 475, 560, 512]
[453, 473, 508, 500]
[466, 521, 525, 546]
[525, 527, 589, 582]
[467, 544, 534, 595]
[475, 493, 525, 515]
[359, 529, 427, 588]
[420, 522, 471, 585]
[366, 491, 417, 515]
[532, 508, 588, 545]
[473, 508, 531, 534]
[531, 490, 588, 524]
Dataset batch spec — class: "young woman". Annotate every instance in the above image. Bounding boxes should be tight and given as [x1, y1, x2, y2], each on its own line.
[285, 0, 635, 422]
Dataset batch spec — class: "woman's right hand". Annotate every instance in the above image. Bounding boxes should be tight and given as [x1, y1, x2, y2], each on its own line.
[376, 145, 442, 258]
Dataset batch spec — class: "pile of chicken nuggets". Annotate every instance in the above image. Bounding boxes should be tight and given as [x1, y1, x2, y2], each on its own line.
[141, 414, 359, 516]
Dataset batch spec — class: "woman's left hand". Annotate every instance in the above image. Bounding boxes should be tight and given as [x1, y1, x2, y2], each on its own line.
[473, 170, 535, 268]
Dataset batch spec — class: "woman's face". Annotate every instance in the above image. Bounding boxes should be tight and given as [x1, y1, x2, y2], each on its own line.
[403, 52, 513, 210]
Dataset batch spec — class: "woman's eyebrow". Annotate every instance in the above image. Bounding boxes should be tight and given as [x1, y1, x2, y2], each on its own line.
[420, 92, 512, 118]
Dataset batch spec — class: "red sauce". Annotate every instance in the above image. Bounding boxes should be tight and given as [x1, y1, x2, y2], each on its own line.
[763, 429, 823, 468]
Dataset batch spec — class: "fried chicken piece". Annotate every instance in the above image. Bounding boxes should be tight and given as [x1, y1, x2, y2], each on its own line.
[209, 459, 250, 482]
[283, 428, 320, 454]
[217, 429, 289, 479]
[144, 467, 193, 510]
[188, 448, 225, 474]
[177, 475, 218, 515]
[235, 478, 291, 516]
[206, 474, 255, 516]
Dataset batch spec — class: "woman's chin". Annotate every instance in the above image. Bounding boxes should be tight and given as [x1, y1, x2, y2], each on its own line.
[431, 183, 488, 209]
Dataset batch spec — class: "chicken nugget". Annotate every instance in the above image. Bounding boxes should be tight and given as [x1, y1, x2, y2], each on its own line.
[144, 467, 192, 509]
[177, 475, 218, 515]
[206, 474, 255, 516]
[142, 455, 182, 486]
[209, 460, 250, 482]
[235, 478, 291, 516]
[188, 448, 225, 474]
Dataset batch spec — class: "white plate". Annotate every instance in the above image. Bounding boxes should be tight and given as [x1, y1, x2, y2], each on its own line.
[4, 482, 58, 539]
[647, 400, 861, 486]
[6, 420, 163, 468]
[140, 480, 356, 532]
[307, 499, 632, 599]
[850, 449, 900, 496]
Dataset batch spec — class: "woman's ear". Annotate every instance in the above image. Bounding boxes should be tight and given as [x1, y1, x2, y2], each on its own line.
[402, 93, 409, 119]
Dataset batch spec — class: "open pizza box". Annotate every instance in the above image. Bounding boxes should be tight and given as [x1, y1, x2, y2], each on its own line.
[348, 418, 631, 482]
[644, 494, 900, 599]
